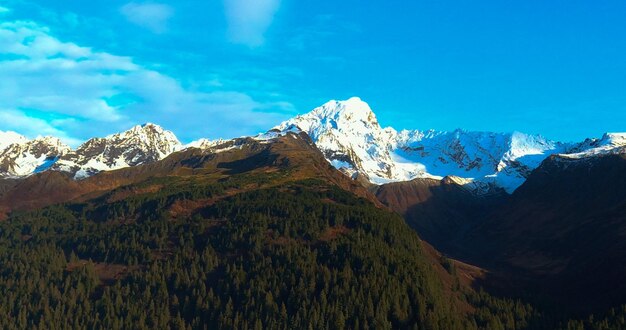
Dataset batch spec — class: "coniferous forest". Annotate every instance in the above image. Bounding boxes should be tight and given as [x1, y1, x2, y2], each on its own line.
[1, 175, 625, 329]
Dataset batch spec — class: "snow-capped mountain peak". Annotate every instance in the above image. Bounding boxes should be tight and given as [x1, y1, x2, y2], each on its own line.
[558, 132, 626, 159]
[0, 124, 183, 179]
[592, 132, 626, 149]
[0, 131, 28, 151]
[102, 123, 182, 159]
[0, 136, 70, 177]
[275, 97, 621, 193]
[185, 138, 223, 150]
[309, 97, 379, 126]
[279, 97, 382, 138]
[52, 123, 183, 179]
[605, 132, 626, 143]
[275, 97, 403, 182]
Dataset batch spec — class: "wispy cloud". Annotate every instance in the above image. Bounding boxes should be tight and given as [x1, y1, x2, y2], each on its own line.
[223, 0, 281, 47]
[0, 20, 293, 145]
[120, 2, 173, 33]
[0, 108, 81, 145]
[0, 6, 10, 14]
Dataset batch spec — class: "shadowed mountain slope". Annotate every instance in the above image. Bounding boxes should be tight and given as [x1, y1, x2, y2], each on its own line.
[373, 177, 506, 255]
[464, 154, 626, 313]
[375, 153, 626, 314]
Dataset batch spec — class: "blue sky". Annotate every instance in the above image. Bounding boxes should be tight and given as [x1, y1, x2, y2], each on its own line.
[0, 0, 625, 145]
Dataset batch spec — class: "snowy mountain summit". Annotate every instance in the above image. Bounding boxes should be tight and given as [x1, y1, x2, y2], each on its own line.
[275, 97, 412, 182]
[0, 124, 183, 179]
[0, 134, 70, 177]
[54, 123, 183, 179]
[558, 133, 626, 159]
[277, 97, 624, 193]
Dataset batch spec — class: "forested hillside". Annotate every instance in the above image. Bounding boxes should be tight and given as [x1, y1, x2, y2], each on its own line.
[0, 171, 545, 329]
[1, 134, 625, 329]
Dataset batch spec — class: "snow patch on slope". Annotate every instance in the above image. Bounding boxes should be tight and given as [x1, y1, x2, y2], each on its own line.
[185, 138, 226, 150]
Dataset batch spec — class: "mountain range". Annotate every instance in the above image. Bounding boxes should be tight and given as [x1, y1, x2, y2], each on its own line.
[2, 97, 624, 194]
[1, 97, 626, 327]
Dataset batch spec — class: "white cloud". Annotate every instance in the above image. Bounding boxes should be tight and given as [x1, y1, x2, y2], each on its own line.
[0, 21, 131, 123]
[0, 109, 82, 145]
[224, 0, 281, 47]
[0, 20, 293, 145]
[120, 2, 173, 33]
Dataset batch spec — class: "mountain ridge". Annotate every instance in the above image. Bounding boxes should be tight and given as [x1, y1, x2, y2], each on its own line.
[276, 97, 625, 193]
[1, 97, 625, 193]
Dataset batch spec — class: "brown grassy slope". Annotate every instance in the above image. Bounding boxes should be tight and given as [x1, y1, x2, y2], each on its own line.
[0, 132, 380, 219]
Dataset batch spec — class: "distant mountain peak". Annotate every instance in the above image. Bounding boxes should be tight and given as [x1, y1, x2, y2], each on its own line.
[556, 132, 626, 160]
[107, 122, 176, 141]
[0, 131, 28, 150]
[0, 136, 70, 178]
[276, 97, 609, 193]
[603, 132, 626, 144]
[185, 138, 223, 150]
[275, 97, 404, 183]
[0, 124, 184, 179]
[305, 97, 380, 129]
[52, 124, 182, 179]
